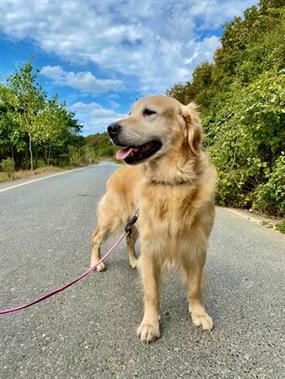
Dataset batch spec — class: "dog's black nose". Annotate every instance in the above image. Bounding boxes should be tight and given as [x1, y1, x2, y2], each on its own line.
[108, 123, 121, 137]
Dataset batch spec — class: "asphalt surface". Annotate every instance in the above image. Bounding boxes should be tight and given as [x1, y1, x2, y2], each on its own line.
[0, 162, 284, 379]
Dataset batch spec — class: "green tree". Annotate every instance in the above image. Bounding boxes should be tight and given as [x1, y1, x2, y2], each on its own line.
[7, 61, 46, 170]
[0, 84, 27, 167]
[0, 61, 83, 173]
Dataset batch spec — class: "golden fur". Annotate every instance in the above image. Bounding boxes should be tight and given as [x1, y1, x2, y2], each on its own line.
[90, 95, 217, 343]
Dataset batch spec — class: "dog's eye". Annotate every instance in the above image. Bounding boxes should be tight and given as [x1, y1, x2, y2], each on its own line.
[143, 108, 157, 117]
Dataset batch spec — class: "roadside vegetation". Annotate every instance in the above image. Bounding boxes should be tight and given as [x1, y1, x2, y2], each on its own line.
[0, 62, 116, 182]
[167, 0, 285, 231]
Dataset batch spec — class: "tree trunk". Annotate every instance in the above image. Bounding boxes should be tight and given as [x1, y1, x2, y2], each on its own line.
[44, 145, 48, 165]
[47, 143, 51, 166]
[35, 146, 38, 169]
[25, 148, 28, 169]
[28, 134, 33, 171]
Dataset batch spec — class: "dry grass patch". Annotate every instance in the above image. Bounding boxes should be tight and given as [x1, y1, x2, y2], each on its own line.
[0, 166, 63, 183]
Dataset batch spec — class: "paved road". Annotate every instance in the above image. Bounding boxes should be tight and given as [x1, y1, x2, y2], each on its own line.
[0, 162, 284, 379]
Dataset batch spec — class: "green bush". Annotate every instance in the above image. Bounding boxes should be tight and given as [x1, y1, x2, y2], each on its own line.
[276, 219, 285, 234]
[68, 145, 81, 166]
[206, 69, 285, 215]
[254, 155, 285, 217]
[168, 2, 285, 225]
[35, 158, 46, 169]
[80, 145, 97, 165]
[98, 145, 116, 158]
[0, 157, 15, 179]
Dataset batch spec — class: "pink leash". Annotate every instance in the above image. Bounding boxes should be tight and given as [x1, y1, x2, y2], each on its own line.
[0, 212, 138, 316]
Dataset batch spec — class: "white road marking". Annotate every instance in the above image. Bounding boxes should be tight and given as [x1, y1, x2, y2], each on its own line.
[0, 167, 88, 193]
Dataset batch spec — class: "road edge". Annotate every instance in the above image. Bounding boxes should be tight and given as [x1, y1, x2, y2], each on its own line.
[0, 166, 91, 193]
[221, 206, 284, 235]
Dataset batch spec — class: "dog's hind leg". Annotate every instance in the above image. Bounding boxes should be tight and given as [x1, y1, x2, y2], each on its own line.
[90, 188, 131, 271]
[90, 226, 108, 272]
[126, 226, 138, 269]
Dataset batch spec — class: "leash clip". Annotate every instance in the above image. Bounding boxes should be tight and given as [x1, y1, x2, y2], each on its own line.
[125, 210, 139, 236]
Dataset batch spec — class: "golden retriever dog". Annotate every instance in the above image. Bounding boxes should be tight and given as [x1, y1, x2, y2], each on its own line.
[90, 95, 217, 343]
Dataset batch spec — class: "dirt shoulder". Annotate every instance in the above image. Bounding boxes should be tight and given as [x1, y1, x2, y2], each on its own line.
[222, 206, 284, 233]
[0, 166, 64, 183]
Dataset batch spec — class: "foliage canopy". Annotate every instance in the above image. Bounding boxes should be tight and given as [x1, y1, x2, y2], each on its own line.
[167, 0, 285, 220]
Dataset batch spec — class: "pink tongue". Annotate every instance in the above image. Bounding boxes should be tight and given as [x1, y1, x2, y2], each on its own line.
[116, 147, 134, 160]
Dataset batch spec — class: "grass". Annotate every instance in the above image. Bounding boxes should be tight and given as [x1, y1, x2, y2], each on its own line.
[0, 166, 63, 183]
[276, 219, 285, 234]
[261, 218, 285, 234]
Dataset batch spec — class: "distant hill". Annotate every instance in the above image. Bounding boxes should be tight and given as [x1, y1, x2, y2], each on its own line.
[84, 132, 117, 157]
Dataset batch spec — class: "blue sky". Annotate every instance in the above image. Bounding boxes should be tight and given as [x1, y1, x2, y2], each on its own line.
[0, 0, 257, 135]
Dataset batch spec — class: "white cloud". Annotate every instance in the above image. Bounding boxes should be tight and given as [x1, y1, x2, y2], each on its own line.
[191, 0, 256, 29]
[41, 66, 123, 93]
[0, 0, 257, 92]
[70, 102, 126, 135]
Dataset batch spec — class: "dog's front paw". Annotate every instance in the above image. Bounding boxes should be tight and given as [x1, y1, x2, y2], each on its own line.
[90, 259, 106, 272]
[137, 321, 160, 343]
[191, 312, 213, 331]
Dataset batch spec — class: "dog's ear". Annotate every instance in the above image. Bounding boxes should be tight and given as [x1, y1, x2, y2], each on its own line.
[181, 102, 202, 156]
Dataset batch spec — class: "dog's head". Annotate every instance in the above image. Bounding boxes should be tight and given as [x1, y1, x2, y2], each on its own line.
[108, 95, 202, 165]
